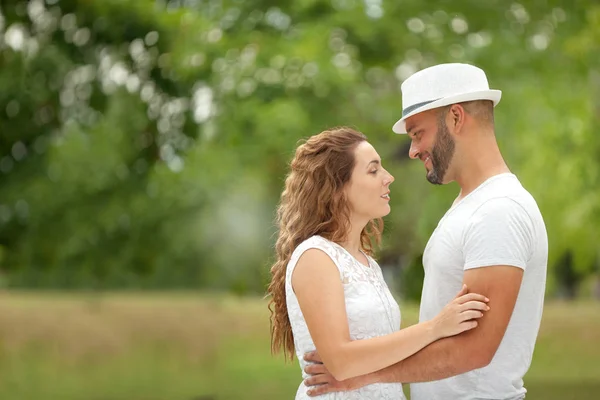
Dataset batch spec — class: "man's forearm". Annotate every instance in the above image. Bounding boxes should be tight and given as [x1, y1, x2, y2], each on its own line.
[369, 333, 485, 384]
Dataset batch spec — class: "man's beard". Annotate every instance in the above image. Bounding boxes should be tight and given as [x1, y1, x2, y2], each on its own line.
[427, 119, 456, 185]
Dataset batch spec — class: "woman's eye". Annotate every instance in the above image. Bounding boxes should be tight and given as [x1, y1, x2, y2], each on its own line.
[370, 169, 378, 175]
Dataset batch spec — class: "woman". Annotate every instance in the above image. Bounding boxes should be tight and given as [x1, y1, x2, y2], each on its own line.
[267, 127, 489, 399]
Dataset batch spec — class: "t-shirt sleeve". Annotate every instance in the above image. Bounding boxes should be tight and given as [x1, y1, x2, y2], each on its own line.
[462, 197, 534, 271]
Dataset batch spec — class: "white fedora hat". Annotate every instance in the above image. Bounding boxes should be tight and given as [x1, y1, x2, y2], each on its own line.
[392, 63, 502, 134]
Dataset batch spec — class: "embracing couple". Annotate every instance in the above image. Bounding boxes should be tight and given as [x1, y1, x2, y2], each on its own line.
[267, 63, 548, 400]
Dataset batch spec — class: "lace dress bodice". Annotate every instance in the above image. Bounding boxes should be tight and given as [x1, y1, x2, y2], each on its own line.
[285, 235, 406, 399]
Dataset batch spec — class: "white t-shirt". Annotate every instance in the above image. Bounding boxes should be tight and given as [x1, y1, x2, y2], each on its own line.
[411, 173, 548, 400]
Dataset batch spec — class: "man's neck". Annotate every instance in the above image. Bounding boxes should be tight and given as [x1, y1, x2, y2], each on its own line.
[453, 139, 510, 202]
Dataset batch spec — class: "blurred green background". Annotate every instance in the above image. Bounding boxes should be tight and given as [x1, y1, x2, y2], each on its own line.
[0, 0, 599, 399]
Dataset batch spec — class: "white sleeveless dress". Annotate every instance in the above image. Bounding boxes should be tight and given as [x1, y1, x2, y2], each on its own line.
[285, 235, 407, 399]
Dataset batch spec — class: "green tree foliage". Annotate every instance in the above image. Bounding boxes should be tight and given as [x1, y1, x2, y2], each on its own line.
[0, 0, 597, 296]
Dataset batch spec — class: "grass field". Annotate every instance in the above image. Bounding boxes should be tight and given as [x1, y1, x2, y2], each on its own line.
[0, 291, 598, 400]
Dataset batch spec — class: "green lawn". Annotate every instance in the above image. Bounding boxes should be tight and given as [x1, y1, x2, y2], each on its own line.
[0, 292, 598, 399]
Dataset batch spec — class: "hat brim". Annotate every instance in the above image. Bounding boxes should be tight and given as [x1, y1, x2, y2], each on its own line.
[392, 90, 502, 134]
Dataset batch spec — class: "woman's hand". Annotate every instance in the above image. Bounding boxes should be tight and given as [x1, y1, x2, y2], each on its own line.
[431, 284, 490, 339]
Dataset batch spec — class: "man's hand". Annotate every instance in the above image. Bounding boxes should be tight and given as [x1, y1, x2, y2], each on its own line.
[303, 351, 370, 396]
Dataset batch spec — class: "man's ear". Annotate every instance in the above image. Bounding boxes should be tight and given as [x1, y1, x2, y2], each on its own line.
[449, 104, 466, 135]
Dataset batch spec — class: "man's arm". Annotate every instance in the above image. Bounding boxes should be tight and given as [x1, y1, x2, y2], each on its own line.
[304, 265, 523, 395]
[373, 264, 523, 383]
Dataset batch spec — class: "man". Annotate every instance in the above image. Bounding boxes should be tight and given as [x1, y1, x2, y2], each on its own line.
[303, 63, 548, 400]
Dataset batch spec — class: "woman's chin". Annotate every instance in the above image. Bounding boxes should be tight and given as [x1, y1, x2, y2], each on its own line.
[377, 205, 392, 218]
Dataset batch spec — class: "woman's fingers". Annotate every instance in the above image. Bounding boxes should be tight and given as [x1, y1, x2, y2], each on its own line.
[460, 300, 491, 312]
[455, 292, 489, 305]
[460, 320, 479, 332]
[454, 284, 469, 299]
[460, 310, 484, 321]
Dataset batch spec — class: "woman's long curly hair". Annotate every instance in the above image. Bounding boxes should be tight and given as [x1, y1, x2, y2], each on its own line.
[267, 127, 384, 360]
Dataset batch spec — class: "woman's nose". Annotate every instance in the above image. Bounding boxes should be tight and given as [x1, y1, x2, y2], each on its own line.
[384, 172, 394, 186]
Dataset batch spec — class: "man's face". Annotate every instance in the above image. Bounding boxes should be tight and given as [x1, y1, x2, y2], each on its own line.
[405, 108, 456, 185]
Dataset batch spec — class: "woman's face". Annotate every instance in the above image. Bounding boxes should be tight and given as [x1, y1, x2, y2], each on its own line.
[344, 141, 394, 222]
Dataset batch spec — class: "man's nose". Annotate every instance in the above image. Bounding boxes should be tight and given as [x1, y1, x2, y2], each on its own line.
[408, 142, 420, 159]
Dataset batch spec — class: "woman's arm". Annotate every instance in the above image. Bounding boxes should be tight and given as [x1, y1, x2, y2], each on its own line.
[292, 249, 488, 381]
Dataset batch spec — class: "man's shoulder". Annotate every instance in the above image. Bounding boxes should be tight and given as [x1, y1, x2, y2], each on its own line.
[472, 175, 541, 218]
[466, 195, 539, 229]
